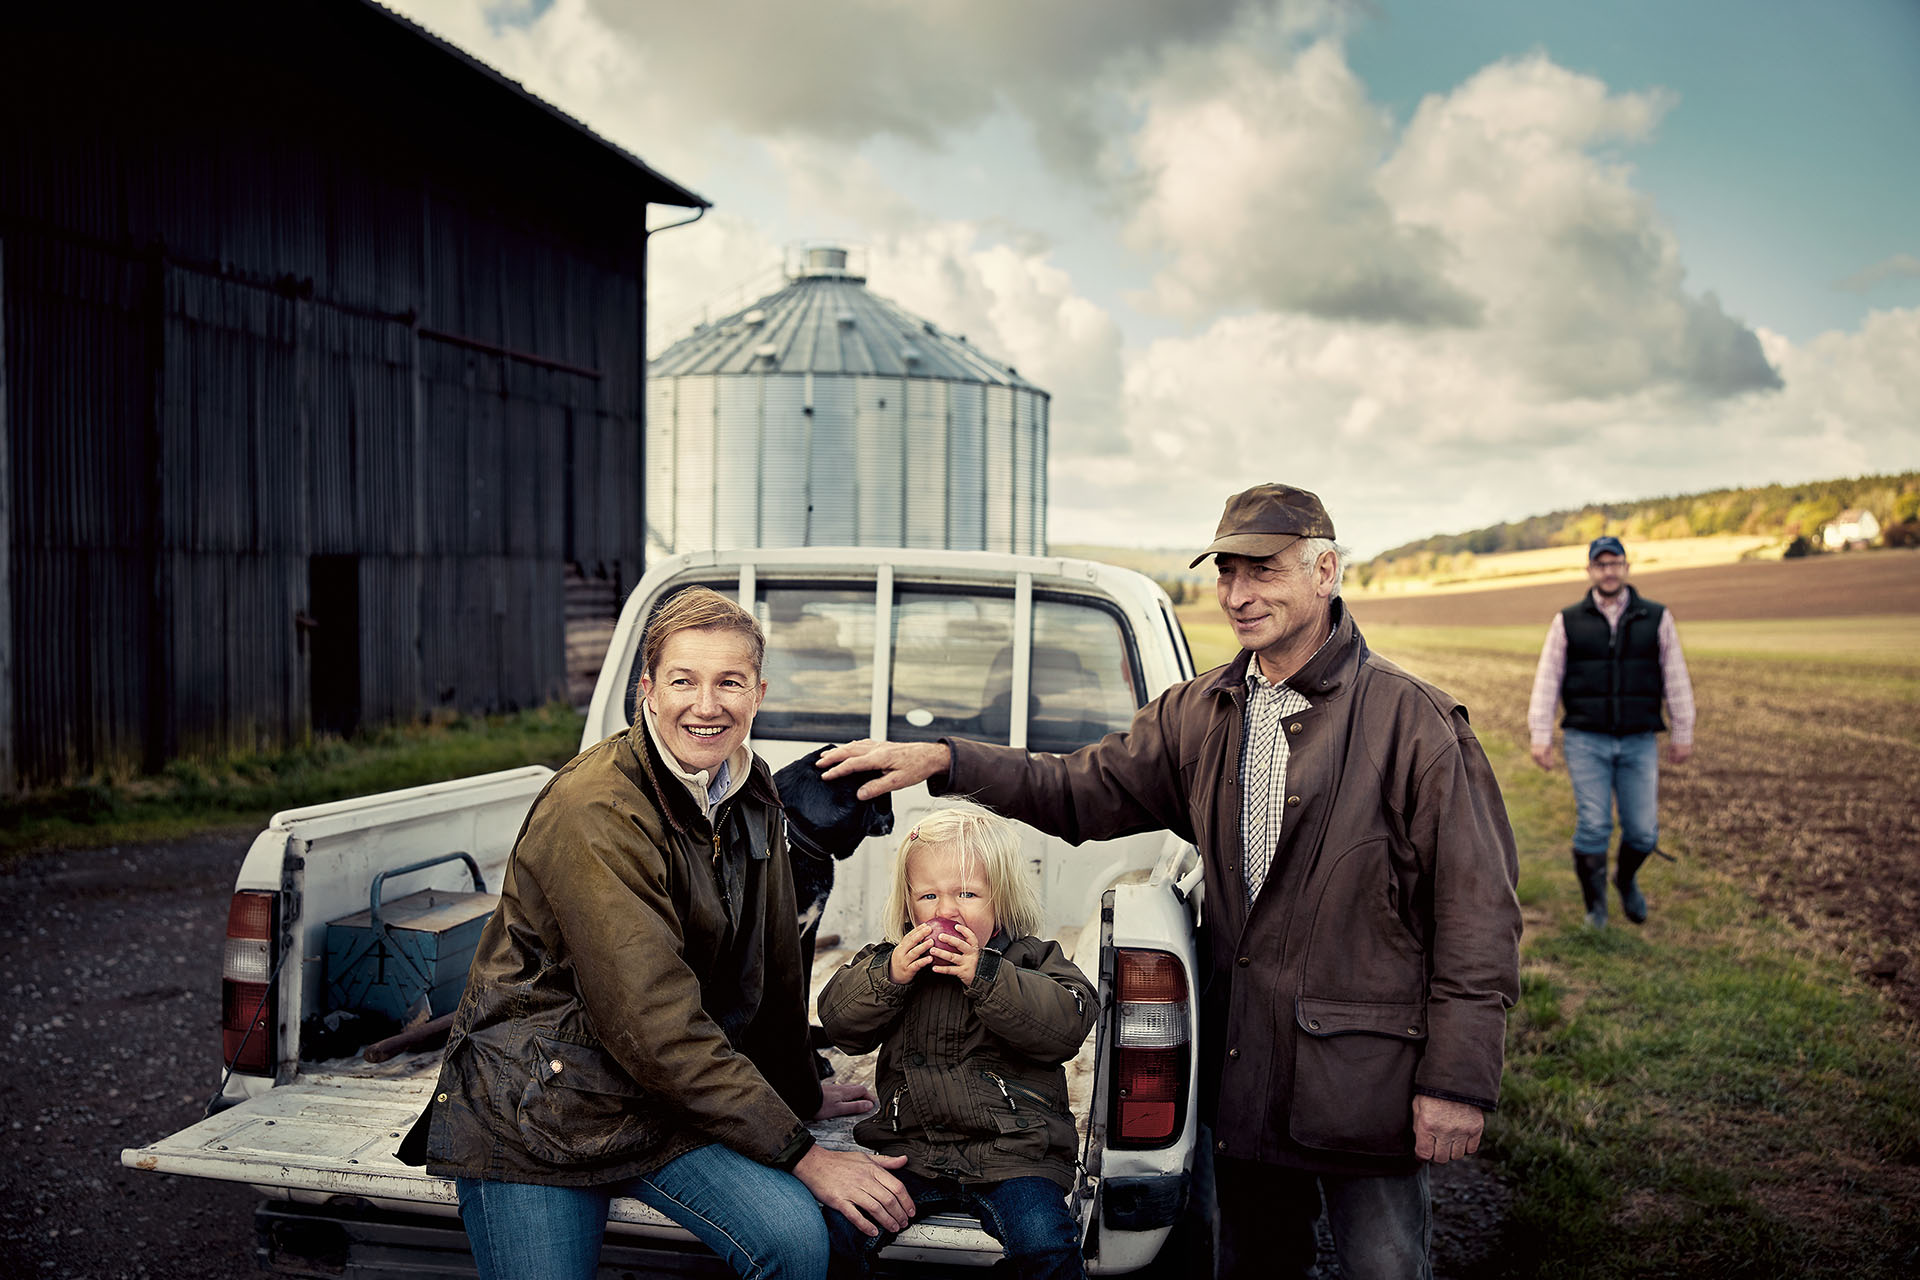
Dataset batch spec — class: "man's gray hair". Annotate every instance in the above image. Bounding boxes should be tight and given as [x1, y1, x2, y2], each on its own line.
[1298, 537, 1350, 598]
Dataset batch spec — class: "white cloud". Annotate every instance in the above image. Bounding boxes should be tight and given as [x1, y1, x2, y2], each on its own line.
[1837, 252, 1920, 293]
[1382, 54, 1778, 400]
[1047, 305, 1917, 557]
[1123, 45, 1780, 401]
[1125, 39, 1479, 326]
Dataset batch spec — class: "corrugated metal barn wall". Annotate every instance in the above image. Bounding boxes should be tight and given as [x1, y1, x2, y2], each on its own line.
[0, 15, 658, 787]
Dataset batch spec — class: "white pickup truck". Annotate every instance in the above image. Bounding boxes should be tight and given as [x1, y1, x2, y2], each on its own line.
[124, 547, 1210, 1277]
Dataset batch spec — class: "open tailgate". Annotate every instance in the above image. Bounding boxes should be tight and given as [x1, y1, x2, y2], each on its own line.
[121, 1065, 1020, 1259]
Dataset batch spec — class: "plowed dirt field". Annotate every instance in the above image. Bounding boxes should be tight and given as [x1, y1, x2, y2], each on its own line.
[1349, 547, 1920, 627]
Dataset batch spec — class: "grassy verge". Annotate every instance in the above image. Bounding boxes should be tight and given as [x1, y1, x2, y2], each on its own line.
[0, 703, 587, 859]
[1180, 606, 1920, 1276]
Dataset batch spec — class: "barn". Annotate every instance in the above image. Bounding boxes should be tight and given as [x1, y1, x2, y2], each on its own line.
[0, 1, 705, 791]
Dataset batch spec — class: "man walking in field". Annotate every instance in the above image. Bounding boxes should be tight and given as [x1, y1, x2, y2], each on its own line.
[1528, 535, 1696, 928]
[821, 483, 1524, 1280]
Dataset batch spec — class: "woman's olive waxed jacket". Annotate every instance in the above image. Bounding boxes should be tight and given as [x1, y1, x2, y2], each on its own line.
[818, 932, 1096, 1190]
[416, 721, 823, 1186]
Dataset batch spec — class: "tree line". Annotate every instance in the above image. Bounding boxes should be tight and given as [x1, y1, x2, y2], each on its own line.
[1358, 471, 1920, 585]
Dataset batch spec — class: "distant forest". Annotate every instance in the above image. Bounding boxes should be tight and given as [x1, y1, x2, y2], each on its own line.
[1361, 471, 1920, 581]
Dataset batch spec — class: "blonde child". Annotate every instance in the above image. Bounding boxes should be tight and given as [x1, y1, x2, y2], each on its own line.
[818, 802, 1097, 1280]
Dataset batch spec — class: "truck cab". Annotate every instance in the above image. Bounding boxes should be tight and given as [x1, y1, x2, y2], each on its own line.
[125, 548, 1208, 1276]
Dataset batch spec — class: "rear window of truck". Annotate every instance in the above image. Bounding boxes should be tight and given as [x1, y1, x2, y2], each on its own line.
[628, 579, 1142, 752]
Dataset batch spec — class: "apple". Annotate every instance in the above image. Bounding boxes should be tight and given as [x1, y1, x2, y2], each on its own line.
[927, 916, 966, 947]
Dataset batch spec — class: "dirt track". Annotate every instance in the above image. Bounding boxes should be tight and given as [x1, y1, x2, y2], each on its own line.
[1349, 547, 1920, 627]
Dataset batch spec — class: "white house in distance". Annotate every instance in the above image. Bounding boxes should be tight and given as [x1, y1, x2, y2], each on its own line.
[1822, 509, 1882, 550]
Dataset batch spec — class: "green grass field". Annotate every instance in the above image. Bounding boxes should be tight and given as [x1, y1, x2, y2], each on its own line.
[1183, 604, 1920, 1276]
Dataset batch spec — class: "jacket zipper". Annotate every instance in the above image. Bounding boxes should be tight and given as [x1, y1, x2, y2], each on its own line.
[710, 805, 733, 918]
[980, 1069, 1018, 1112]
[889, 1085, 906, 1132]
[1000, 1076, 1059, 1112]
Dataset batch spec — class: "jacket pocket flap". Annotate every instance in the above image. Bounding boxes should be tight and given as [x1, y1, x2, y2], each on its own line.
[530, 1033, 644, 1097]
[1295, 997, 1426, 1040]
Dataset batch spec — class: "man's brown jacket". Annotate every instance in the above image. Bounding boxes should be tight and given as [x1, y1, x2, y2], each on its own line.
[939, 600, 1522, 1173]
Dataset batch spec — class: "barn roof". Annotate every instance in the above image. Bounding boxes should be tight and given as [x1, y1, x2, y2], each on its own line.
[362, 1, 708, 210]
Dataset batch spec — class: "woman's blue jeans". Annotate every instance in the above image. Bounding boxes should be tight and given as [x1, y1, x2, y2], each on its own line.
[455, 1143, 828, 1280]
[1562, 728, 1660, 856]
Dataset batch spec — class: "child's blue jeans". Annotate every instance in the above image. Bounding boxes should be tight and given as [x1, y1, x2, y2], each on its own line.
[825, 1167, 1084, 1280]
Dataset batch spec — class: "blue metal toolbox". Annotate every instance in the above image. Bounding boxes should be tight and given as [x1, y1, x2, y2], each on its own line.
[324, 852, 496, 1022]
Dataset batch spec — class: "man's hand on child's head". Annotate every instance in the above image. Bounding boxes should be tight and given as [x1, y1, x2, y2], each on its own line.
[888, 923, 940, 985]
[928, 922, 982, 985]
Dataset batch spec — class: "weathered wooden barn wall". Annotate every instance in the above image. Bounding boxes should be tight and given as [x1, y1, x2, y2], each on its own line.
[0, 2, 705, 789]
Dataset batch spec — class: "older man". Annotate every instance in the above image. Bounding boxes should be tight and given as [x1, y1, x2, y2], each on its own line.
[821, 483, 1522, 1280]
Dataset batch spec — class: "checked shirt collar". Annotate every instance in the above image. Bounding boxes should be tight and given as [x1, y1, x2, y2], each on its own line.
[1239, 622, 1337, 905]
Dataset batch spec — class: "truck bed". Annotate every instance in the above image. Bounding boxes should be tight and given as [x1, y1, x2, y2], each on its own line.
[123, 938, 1103, 1267]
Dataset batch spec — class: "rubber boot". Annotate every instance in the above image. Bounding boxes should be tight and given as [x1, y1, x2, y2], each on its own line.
[1574, 852, 1610, 928]
[1616, 843, 1657, 925]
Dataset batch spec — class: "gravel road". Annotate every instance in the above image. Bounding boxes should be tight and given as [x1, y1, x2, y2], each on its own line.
[0, 832, 1509, 1279]
[2, 833, 262, 1280]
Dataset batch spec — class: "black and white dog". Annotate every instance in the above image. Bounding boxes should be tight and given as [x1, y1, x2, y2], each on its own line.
[773, 745, 894, 1077]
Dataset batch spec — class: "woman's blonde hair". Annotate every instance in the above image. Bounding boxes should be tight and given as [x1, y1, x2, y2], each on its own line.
[881, 800, 1043, 944]
[642, 585, 765, 680]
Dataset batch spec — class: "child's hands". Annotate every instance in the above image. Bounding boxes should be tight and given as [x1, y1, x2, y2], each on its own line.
[927, 921, 983, 986]
[888, 923, 940, 984]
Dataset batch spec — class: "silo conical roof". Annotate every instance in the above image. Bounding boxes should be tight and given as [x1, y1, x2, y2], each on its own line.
[651, 251, 1037, 387]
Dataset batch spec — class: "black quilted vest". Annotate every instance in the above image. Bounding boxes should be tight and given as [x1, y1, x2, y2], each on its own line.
[1559, 586, 1666, 736]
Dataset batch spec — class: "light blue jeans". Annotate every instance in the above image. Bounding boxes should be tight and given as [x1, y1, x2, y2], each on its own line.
[1562, 727, 1660, 856]
[455, 1143, 828, 1280]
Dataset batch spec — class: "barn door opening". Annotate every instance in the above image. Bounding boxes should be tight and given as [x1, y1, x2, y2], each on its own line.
[308, 555, 361, 738]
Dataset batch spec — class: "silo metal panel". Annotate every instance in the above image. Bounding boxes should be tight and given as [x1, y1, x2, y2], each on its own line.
[904, 378, 948, 549]
[673, 375, 717, 551]
[854, 377, 905, 547]
[983, 384, 1015, 554]
[759, 375, 811, 546]
[1032, 394, 1050, 554]
[946, 381, 986, 551]
[713, 377, 763, 550]
[1012, 390, 1032, 555]
[807, 376, 857, 544]
[645, 379, 678, 559]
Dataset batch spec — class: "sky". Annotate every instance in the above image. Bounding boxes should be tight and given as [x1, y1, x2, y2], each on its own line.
[391, 0, 1920, 559]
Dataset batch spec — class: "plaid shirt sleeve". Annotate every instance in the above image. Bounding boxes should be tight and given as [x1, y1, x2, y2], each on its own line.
[1659, 610, 1695, 746]
[1527, 613, 1567, 746]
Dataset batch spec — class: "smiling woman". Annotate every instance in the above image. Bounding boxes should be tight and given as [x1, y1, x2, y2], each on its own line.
[639, 589, 770, 777]
[402, 583, 915, 1280]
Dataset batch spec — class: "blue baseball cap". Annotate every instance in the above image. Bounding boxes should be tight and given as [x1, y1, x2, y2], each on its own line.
[1588, 536, 1626, 561]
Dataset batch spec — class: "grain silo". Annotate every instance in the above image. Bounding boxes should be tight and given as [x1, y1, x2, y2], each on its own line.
[646, 247, 1048, 557]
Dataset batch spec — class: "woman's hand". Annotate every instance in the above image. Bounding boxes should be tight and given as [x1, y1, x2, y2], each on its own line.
[795, 1145, 915, 1237]
[812, 1082, 878, 1120]
[887, 924, 940, 985]
[927, 921, 983, 986]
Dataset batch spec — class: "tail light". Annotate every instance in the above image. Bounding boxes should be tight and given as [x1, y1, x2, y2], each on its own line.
[222, 891, 278, 1076]
[1110, 948, 1189, 1148]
